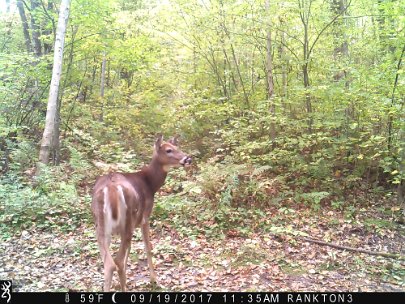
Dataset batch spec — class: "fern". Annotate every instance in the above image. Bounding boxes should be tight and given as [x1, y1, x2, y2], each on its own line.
[252, 165, 272, 176]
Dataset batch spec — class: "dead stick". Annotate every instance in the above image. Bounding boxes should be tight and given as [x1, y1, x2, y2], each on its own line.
[300, 237, 405, 260]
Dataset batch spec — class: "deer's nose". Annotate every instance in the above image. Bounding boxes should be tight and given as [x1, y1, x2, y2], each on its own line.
[180, 156, 192, 166]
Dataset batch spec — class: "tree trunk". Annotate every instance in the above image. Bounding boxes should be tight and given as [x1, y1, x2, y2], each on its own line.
[52, 102, 61, 165]
[265, 1, 274, 100]
[193, 46, 197, 93]
[30, 0, 42, 57]
[218, 0, 229, 99]
[17, 1, 32, 53]
[332, 0, 349, 88]
[303, 61, 312, 133]
[38, 0, 71, 166]
[387, 44, 404, 152]
[207, 49, 228, 98]
[332, 0, 348, 58]
[398, 126, 405, 211]
[377, 0, 395, 54]
[229, 43, 249, 108]
[391, 45, 404, 212]
[278, 12, 288, 114]
[218, 0, 249, 108]
[265, 0, 276, 146]
[43, 0, 56, 55]
[299, 0, 312, 133]
[222, 47, 237, 96]
[99, 52, 107, 122]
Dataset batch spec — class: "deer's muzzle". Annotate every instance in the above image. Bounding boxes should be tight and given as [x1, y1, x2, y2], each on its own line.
[180, 156, 192, 166]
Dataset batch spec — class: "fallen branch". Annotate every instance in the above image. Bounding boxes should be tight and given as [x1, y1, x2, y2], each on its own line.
[300, 237, 405, 260]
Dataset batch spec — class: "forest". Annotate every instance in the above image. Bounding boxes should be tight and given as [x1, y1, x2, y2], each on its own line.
[0, 0, 404, 293]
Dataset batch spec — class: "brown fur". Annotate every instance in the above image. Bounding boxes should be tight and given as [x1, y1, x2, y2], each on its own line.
[107, 185, 119, 221]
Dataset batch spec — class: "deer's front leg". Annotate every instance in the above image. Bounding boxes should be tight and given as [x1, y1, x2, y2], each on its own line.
[141, 219, 157, 283]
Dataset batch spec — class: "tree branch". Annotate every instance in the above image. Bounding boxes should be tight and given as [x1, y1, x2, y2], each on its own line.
[300, 237, 405, 260]
[308, 0, 352, 58]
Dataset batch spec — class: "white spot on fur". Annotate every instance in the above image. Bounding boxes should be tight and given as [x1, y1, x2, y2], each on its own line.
[104, 186, 123, 236]
[116, 185, 127, 233]
[104, 184, 140, 236]
[124, 247, 129, 264]
[117, 185, 127, 210]
[103, 187, 113, 236]
[103, 187, 108, 214]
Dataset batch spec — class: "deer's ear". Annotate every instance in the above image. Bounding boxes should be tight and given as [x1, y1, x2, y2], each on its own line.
[168, 135, 179, 146]
[155, 134, 163, 150]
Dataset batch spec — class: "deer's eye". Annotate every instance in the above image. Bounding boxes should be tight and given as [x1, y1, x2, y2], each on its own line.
[166, 149, 172, 154]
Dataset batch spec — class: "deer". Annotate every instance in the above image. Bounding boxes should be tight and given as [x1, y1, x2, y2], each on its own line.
[91, 135, 192, 291]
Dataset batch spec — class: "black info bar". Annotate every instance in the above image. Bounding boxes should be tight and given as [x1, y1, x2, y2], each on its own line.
[3, 291, 405, 304]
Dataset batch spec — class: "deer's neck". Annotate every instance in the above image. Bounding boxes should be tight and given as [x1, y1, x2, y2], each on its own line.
[141, 158, 168, 194]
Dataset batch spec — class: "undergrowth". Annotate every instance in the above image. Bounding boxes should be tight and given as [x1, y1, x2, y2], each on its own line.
[0, 141, 95, 240]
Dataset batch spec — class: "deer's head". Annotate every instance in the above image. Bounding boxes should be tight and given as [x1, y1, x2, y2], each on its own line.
[153, 134, 192, 170]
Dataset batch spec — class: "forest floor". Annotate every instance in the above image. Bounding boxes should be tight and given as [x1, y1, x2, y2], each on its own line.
[1, 195, 404, 292]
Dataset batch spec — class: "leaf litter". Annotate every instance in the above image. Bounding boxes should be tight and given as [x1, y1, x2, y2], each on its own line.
[0, 201, 404, 292]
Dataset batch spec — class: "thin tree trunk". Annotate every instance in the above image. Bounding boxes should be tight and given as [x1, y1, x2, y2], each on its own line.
[250, 48, 255, 94]
[332, 0, 349, 88]
[219, 1, 249, 108]
[281, 36, 287, 109]
[99, 52, 107, 122]
[299, 0, 312, 133]
[390, 45, 405, 210]
[387, 44, 404, 152]
[331, 0, 351, 139]
[57, 25, 77, 156]
[222, 47, 237, 95]
[52, 102, 61, 165]
[377, 0, 395, 54]
[265, 0, 276, 147]
[332, 0, 349, 59]
[303, 61, 312, 133]
[298, 0, 351, 133]
[30, 0, 42, 57]
[265, 1, 274, 100]
[43, 0, 55, 54]
[222, 48, 229, 96]
[17, 1, 32, 53]
[208, 48, 228, 98]
[398, 126, 404, 211]
[229, 43, 249, 108]
[279, 15, 288, 114]
[38, 0, 71, 166]
[193, 46, 197, 93]
[64, 66, 87, 135]
[89, 57, 98, 97]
